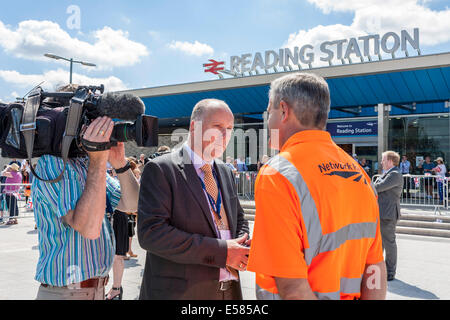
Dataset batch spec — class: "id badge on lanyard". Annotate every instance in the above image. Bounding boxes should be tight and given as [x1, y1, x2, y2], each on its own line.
[199, 170, 222, 219]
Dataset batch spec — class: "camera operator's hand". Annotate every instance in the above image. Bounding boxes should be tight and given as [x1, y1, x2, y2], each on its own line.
[83, 116, 114, 162]
[109, 142, 127, 169]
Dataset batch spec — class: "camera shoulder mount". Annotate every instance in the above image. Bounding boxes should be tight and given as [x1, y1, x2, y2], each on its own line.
[22, 87, 86, 184]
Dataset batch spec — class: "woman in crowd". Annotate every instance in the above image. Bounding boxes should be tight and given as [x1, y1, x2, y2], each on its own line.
[105, 158, 141, 300]
[22, 169, 31, 206]
[1, 164, 22, 225]
[125, 159, 139, 260]
[0, 165, 7, 224]
[432, 157, 447, 204]
[105, 206, 129, 300]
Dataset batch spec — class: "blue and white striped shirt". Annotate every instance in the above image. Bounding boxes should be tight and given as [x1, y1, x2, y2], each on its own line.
[32, 155, 121, 286]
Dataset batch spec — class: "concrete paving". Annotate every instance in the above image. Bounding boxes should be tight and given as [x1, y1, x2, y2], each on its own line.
[1, 212, 450, 300]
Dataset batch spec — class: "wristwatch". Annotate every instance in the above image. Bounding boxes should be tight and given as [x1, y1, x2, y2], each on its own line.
[114, 161, 131, 174]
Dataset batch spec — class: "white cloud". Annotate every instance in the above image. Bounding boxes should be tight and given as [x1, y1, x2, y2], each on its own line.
[168, 40, 214, 56]
[284, 0, 450, 65]
[0, 91, 19, 104]
[0, 20, 149, 70]
[0, 69, 128, 93]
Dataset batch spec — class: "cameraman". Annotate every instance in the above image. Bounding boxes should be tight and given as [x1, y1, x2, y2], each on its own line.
[33, 116, 140, 300]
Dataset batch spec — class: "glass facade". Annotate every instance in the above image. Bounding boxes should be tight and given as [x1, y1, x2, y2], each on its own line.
[389, 115, 450, 174]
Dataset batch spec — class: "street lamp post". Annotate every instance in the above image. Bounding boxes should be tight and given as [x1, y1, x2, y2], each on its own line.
[44, 53, 96, 84]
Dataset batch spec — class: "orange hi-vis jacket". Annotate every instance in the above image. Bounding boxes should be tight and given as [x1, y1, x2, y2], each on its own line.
[247, 130, 384, 300]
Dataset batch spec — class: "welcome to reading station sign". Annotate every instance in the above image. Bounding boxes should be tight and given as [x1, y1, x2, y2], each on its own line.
[327, 121, 378, 137]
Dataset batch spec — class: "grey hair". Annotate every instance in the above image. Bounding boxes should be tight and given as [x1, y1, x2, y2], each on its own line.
[269, 73, 330, 129]
[190, 98, 230, 122]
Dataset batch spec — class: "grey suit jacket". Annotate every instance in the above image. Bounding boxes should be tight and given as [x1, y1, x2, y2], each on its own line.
[137, 148, 249, 300]
[374, 166, 403, 220]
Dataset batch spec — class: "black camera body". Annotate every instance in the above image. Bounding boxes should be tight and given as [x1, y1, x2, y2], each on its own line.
[0, 84, 158, 160]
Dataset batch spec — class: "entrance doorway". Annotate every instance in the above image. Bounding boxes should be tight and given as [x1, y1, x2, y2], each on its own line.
[355, 145, 378, 177]
[336, 143, 378, 177]
[337, 144, 353, 156]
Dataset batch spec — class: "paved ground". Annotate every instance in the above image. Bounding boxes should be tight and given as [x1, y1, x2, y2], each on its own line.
[1, 208, 450, 300]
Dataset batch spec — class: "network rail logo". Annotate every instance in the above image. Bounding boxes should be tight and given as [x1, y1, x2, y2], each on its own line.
[318, 162, 367, 184]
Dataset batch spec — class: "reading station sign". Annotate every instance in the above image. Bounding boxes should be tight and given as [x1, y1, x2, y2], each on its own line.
[204, 28, 420, 76]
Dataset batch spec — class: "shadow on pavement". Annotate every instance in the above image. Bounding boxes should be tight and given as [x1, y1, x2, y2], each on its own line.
[388, 279, 439, 299]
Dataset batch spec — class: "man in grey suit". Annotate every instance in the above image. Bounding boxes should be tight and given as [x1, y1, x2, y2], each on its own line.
[137, 99, 250, 300]
[374, 151, 403, 281]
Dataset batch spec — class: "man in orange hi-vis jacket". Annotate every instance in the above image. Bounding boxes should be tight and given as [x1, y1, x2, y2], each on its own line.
[247, 73, 387, 300]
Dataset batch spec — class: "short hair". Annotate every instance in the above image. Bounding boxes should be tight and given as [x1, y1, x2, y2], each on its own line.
[190, 99, 229, 122]
[44, 84, 79, 106]
[269, 73, 330, 129]
[383, 151, 400, 166]
[127, 159, 138, 171]
[157, 145, 170, 153]
[57, 84, 79, 93]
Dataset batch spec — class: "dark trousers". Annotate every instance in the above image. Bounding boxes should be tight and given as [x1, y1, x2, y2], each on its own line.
[437, 181, 444, 202]
[380, 219, 398, 277]
[5, 194, 18, 218]
[217, 281, 243, 300]
[402, 176, 411, 198]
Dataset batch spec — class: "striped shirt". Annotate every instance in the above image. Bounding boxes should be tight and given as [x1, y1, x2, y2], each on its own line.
[32, 155, 121, 286]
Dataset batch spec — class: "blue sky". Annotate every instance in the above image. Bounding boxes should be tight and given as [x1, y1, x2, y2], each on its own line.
[0, 0, 449, 102]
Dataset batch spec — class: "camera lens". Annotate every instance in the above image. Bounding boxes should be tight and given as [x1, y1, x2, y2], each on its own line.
[111, 122, 136, 143]
[110, 116, 158, 147]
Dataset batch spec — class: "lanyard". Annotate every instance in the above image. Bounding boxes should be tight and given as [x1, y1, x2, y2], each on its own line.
[199, 169, 222, 220]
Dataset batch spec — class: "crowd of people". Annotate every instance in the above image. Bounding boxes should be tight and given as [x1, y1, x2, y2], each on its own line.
[353, 153, 448, 204]
[225, 155, 270, 174]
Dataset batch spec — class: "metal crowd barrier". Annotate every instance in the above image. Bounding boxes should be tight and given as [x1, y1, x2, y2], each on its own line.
[372, 174, 449, 214]
[234, 171, 258, 200]
[0, 183, 33, 223]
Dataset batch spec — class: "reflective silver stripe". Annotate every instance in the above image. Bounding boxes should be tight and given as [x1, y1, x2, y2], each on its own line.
[257, 277, 362, 300]
[340, 276, 363, 294]
[368, 180, 378, 198]
[314, 276, 363, 300]
[267, 155, 323, 262]
[255, 284, 281, 300]
[314, 291, 340, 300]
[310, 222, 378, 264]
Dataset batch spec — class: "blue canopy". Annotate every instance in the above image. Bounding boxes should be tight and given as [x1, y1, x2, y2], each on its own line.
[141, 66, 450, 121]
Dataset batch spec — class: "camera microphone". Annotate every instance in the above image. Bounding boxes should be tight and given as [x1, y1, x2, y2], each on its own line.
[96, 92, 146, 121]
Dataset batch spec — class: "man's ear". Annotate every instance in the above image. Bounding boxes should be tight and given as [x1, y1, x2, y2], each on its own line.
[279, 100, 290, 123]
